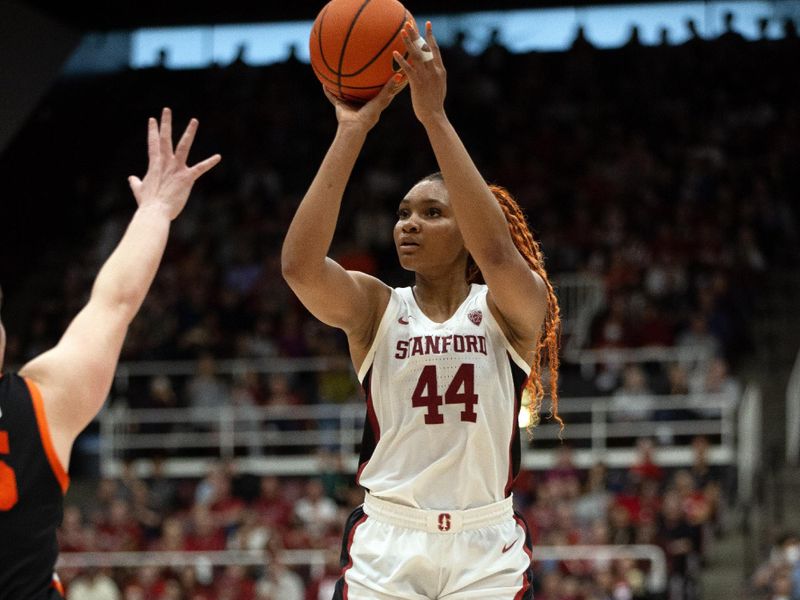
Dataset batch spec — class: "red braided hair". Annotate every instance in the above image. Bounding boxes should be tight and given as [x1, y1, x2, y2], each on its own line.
[420, 173, 562, 434]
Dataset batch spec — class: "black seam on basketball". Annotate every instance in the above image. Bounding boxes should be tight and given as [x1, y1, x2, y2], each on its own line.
[316, 5, 340, 77]
[312, 62, 386, 89]
[336, 0, 373, 99]
[340, 8, 408, 77]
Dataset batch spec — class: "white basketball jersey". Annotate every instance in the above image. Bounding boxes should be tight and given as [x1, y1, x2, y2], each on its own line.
[356, 284, 531, 511]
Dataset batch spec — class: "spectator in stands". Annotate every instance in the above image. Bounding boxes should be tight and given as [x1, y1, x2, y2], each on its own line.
[658, 490, 700, 600]
[608, 502, 636, 545]
[66, 569, 121, 600]
[629, 437, 665, 484]
[611, 365, 656, 423]
[292, 478, 338, 541]
[153, 517, 185, 551]
[196, 464, 245, 532]
[688, 356, 740, 418]
[98, 498, 143, 551]
[215, 565, 256, 600]
[186, 353, 229, 415]
[574, 462, 612, 528]
[130, 478, 162, 541]
[147, 456, 179, 514]
[752, 531, 800, 599]
[676, 315, 721, 364]
[185, 505, 226, 551]
[252, 475, 293, 531]
[228, 509, 272, 552]
[255, 552, 304, 600]
[304, 548, 343, 600]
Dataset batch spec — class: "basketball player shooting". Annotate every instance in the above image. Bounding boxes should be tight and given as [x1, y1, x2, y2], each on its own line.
[282, 21, 561, 600]
[0, 109, 220, 599]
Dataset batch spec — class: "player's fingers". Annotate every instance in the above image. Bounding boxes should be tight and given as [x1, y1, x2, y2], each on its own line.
[400, 26, 425, 63]
[393, 75, 409, 95]
[386, 73, 407, 95]
[425, 21, 442, 63]
[147, 117, 159, 162]
[392, 50, 413, 76]
[190, 153, 222, 177]
[128, 175, 142, 195]
[175, 118, 198, 164]
[159, 107, 173, 156]
[323, 86, 348, 109]
[373, 74, 406, 109]
[401, 23, 434, 66]
[403, 20, 421, 43]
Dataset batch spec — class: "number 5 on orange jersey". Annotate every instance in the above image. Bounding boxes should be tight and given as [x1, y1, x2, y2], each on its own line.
[0, 431, 19, 510]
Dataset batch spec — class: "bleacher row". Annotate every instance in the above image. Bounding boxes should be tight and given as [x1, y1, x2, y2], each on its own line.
[56, 439, 720, 599]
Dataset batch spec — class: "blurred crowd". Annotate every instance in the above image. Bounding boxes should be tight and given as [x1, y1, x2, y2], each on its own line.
[3, 14, 799, 390]
[57, 436, 722, 600]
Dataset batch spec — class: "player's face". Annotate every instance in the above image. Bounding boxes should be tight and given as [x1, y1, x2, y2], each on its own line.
[394, 180, 468, 274]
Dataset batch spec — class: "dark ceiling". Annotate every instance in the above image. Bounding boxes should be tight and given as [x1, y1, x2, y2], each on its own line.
[22, 0, 671, 31]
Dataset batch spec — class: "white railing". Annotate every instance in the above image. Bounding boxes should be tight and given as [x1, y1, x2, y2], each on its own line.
[563, 345, 713, 366]
[786, 346, 800, 466]
[554, 273, 605, 348]
[99, 392, 740, 478]
[737, 384, 762, 505]
[58, 545, 667, 592]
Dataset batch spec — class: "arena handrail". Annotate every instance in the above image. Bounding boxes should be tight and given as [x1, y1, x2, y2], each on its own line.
[98, 392, 739, 477]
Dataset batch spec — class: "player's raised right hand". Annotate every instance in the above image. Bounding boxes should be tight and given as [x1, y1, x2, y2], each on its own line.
[128, 107, 221, 221]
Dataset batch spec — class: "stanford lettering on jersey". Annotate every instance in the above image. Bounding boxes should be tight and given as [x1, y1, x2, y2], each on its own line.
[394, 335, 487, 359]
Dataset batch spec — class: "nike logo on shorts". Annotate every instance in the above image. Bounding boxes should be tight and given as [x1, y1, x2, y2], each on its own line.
[501, 539, 518, 553]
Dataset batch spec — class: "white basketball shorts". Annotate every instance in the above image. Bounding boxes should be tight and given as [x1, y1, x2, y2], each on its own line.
[332, 493, 534, 600]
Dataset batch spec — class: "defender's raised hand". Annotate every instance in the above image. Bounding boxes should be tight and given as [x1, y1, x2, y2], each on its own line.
[128, 107, 221, 220]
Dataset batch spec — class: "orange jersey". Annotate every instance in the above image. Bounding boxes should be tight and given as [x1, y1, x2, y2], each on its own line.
[0, 374, 68, 599]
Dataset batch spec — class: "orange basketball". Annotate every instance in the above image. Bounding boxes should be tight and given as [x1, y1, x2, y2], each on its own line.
[309, 0, 414, 103]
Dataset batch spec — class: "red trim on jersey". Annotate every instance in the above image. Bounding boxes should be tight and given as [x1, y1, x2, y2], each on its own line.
[504, 381, 523, 497]
[0, 431, 8, 454]
[52, 573, 65, 596]
[356, 385, 380, 486]
[513, 514, 533, 600]
[24, 378, 69, 494]
[341, 513, 368, 599]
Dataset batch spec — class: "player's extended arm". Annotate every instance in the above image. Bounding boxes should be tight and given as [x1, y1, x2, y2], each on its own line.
[394, 22, 547, 342]
[281, 78, 405, 338]
[19, 109, 220, 466]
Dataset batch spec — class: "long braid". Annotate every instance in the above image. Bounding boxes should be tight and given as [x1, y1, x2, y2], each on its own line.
[421, 172, 562, 434]
[479, 185, 562, 434]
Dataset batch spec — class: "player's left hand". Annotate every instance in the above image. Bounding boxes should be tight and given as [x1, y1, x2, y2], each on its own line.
[393, 21, 446, 126]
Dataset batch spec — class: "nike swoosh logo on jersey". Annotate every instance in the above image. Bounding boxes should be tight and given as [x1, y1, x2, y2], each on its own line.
[501, 539, 518, 553]
[398, 316, 410, 325]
